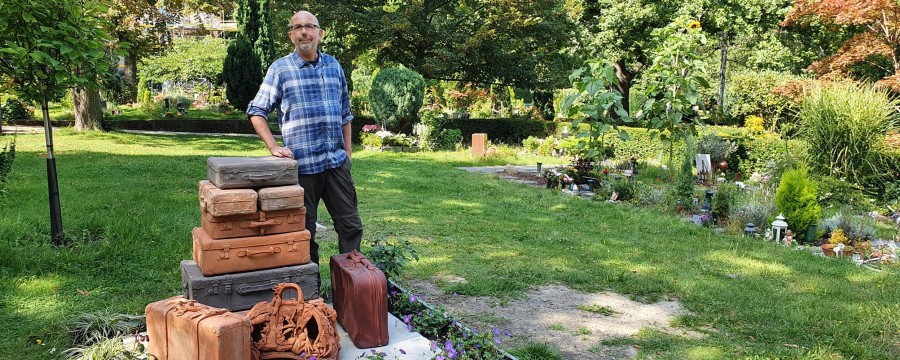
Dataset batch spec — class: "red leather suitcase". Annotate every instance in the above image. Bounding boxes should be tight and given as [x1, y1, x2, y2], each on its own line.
[192, 227, 310, 276]
[145, 296, 252, 360]
[329, 250, 389, 348]
[200, 207, 307, 240]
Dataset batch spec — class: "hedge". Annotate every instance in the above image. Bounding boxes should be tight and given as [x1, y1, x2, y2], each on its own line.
[444, 118, 554, 145]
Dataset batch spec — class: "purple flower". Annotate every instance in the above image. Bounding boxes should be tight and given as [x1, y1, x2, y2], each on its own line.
[444, 339, 454, 352]
[494, 336, 501, 345]
[403, 314, 413, 324]
[370, 349, 377, 355]
[430, 341, 438, 351]
[436, 356, 446, 360]
[399, 349, 406, 355]
[503, 330, 512, 337]
[453, 292, 459, 297]
[409, 294, 417, 303]
[406, 323, 413, 331]
[390, 290, 398, 296]
[493, 327, 500, 335]
[310, 357, 318, 360]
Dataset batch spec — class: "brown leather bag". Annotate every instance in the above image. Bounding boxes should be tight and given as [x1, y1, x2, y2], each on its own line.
[247, 283, 340, 360]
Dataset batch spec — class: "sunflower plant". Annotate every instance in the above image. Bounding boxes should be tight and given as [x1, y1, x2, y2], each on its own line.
[561, 59, 632, 164]
[637, 15, 710, 167]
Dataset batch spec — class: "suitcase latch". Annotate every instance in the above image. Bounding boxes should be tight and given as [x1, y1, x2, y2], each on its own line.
[219, 245, 231, 260]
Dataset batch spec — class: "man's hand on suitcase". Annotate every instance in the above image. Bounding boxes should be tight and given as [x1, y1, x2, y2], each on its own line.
[269, 146, 294, 159]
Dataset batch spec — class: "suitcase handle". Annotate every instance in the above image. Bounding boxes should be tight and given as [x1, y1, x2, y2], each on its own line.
[237, 247, 281, 257]
[249, 219, 276, 228]
[236, 281, 279, 295]
[243, 172, 278, 181]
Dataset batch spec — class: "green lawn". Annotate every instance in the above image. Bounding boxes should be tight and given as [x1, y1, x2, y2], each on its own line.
[0, 131, 897, 359]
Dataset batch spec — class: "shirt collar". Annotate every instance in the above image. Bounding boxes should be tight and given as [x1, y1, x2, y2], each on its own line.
[292, 50, 323, 68]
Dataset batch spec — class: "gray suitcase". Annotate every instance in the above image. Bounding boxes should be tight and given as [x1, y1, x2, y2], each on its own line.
[180, 260, 319, 311]
[207, 157, 299, 189]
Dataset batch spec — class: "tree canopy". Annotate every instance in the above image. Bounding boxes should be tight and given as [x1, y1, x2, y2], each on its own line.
[139, 38, 228, 84]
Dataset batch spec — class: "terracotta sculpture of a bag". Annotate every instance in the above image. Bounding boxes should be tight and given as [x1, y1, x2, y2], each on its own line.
[247, 283, 340, 360]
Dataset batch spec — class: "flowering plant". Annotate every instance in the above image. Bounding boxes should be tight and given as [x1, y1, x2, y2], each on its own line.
[430, 327, 511, 360]
[362, 124, 382, 133]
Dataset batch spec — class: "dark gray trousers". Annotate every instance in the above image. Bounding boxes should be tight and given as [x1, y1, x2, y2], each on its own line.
[297, 158, 363, 269]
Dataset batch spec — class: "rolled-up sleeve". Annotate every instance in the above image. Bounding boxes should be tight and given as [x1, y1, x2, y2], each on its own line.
[339, 66, 353, 125]
[246, 65, 282, 119]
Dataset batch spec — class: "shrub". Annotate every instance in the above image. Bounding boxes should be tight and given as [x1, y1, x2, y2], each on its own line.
[729, 191, 776, 235]
[522, 136, 541, 153]
[775, 168, 821, 233]
[744, 115, 765, 135]
[696, 133, 737, 165]
[222, 36, 263, 112]
[712, 182, 740, 221]
[672, 136, 697, 206]
[446, 118, 551, 145]
[822, 209, 876, 242]
[725, 70, 803, 128]
[436, 128, 461, 150]
[369, 67, 425, 132]
[360, 132, 382, 148]
[798, 82, 898, 188]
[815, 176, 871, 211]
[737, 135, 808, 182]
[1, 98, 32, 122]
[366, 236, 418, 279]
[0, 140, 16, 194]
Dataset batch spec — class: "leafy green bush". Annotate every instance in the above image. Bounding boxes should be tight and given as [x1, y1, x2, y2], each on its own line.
[436, 128, 461, 150]
[822, 208, 876, 242]
[1, 98, 32, 122]
[712, 183, 740, 221]
[369, 67, 425, 132]
[522, 136, 541, 153]
[672, 136, 697, 206]
[737, 135, 808, 181]
[696, 133, 737, 165]
[729, 190, 776, 235]
[360, 132, 382, 148]
[0, 140, 16, 194]
[725, 70, 803, 127]
[799, 82, 898, 189]
[223, 36, 262, 112]
[775, 168, 821, 233]
[815, 175, 871, 211]
[366, 236, 418, 279]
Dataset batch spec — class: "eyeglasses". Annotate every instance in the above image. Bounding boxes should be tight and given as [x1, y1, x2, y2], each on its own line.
[290, 24, 320, 33]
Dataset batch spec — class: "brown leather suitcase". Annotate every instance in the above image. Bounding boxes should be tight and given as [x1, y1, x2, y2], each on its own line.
[199, 180, 257, 217]
[201, 207, 307, 240]
[329, 250, 389, 348]
[145, 296, 252, 360]
[192, 227, 310, 276]
[258, 185, 304, 212]
[207, 156, 299, 189]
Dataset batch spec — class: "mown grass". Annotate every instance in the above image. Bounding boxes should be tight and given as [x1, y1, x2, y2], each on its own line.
[0, 130, 898, 359]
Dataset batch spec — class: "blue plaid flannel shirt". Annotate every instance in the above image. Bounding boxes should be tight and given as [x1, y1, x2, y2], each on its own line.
[247, 51, 353, 175]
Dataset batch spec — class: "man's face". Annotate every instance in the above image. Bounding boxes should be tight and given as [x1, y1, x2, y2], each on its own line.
[288, 12, 323, 56]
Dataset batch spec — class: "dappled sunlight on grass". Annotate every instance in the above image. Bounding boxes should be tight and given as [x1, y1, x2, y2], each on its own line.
[549, 204, 567, 211]
[685, 345, 726, 359]
[441, 199, 484, 209]
[382, 216, 420, 224]
[601, 259, 661, 275]
[484, 250, 523, 260]
[703, 251, 793, 277]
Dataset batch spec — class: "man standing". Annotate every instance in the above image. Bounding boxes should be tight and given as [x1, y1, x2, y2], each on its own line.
[247, 10, 362, 281]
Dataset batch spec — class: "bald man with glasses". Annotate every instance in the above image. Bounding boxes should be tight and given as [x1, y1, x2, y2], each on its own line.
[247, 11, 362, 287]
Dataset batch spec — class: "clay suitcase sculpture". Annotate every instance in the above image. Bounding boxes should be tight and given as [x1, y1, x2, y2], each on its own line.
[181, 259, 319, 311]
[198, 180, 257, 217]
[207, 156, 299, 189]
[145, 296, 252, 360]
[201, 207, 307, 240]
[258, 184, 304, 212]
[191, 227, 310, 276]
[330, 250, 389, 348]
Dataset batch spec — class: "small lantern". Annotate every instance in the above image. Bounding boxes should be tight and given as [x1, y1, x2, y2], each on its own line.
[743, 223, 757, 237]
[584, 177, 596, 192]
[771, 213, 788, 242]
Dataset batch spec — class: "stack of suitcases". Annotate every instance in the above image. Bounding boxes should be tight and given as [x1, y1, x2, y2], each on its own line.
[182, 156, 320, 310]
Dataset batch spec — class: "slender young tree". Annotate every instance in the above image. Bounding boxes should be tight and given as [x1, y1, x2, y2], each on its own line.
[0, 0, 114, 244]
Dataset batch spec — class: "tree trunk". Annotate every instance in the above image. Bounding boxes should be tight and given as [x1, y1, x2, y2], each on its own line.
[718, 32, 728, 122]
[123, 54, 138, 103]
[73, 86, 104, 131]
[613, 60, 635, 120]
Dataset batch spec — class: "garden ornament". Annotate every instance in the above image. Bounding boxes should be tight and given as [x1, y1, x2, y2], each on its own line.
[743, 223, 758, 237]
[247, 283, 340, 360]
[783, 230, 794, 246]
[771, 214, 788, 242]
[834, 243, 845, 257]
